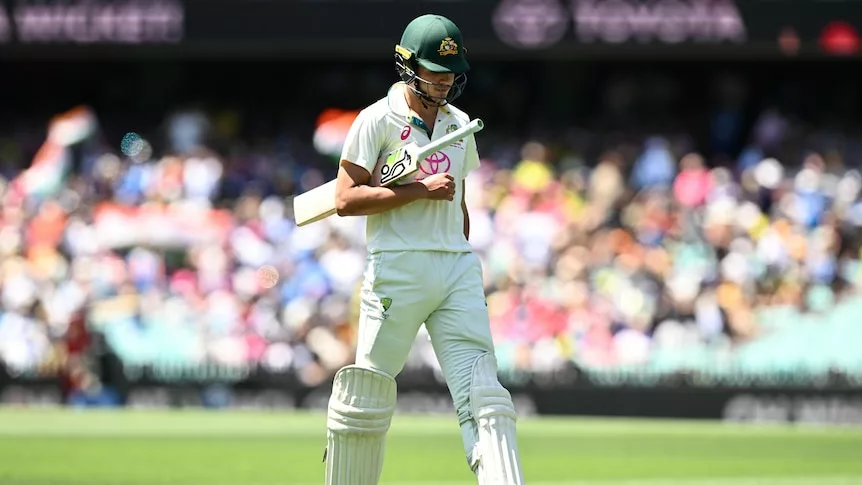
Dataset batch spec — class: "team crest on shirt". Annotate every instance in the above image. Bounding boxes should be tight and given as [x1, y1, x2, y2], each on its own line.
[446, 123, 466, 147]
[438, 37, 458, 56]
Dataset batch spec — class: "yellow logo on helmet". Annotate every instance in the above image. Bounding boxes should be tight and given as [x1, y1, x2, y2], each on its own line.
[438, 37, 458, 56]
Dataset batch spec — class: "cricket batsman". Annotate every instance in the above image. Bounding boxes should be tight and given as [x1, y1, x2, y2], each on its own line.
[324, 13, 526, 485]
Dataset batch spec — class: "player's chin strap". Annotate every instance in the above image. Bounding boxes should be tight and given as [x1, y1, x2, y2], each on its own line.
[324, 365, 398, 485]
[462, 353, 525, 485]
[409, 80, 447, 109]
[408, 75, 466, 109]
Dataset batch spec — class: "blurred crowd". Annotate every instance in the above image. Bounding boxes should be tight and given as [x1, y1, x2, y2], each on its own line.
[1, 89, 862, 404]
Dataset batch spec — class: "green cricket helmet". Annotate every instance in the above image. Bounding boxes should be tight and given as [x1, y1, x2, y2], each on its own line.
[395, 14, 469, 106]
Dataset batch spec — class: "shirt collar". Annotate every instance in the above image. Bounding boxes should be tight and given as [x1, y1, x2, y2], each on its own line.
[386, 82, 410, 117]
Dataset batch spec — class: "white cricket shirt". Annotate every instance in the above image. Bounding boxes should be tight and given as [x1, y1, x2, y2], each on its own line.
[340, 82, 481, 254]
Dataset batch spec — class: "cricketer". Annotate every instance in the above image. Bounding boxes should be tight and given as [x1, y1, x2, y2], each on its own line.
[324, 13, 526, 485]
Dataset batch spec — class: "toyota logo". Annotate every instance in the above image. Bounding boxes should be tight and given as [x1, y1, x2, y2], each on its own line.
[419, 151, 451, 176]
[493, 0, 569, 49]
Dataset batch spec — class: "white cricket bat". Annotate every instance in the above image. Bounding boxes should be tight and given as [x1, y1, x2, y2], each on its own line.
[293, 118, 484, 227]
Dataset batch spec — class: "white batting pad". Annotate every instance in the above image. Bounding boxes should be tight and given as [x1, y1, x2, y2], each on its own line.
[325, 365, 398, 485]
[470, 353, 525, 485]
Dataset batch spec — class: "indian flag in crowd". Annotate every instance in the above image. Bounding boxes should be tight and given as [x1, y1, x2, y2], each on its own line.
[9, 106, 97, 201]
[312, 108, 359, 163]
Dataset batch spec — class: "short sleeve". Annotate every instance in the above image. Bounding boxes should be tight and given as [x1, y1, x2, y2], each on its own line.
[464, 133, 481, 175]
[340, 109, 381, 174]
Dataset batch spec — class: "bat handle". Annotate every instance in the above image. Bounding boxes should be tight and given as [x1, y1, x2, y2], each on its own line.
[421, 118, 485, 157]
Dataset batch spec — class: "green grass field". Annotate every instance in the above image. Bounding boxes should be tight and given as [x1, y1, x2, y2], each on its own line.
[0, 409, 861, 485]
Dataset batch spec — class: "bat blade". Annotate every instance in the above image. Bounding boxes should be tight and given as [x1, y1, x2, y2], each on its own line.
[293, 179, 337, 227]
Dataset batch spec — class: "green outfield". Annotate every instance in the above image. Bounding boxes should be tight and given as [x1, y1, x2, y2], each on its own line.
[0, 409, 861, 485]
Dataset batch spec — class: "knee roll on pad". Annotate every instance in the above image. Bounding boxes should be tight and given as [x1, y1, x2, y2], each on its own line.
[325, 365, 397, 485]
[467, 353, 525, 485]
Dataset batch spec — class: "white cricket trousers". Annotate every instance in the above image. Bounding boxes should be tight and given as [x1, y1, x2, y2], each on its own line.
[355, 249, 495, 430]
